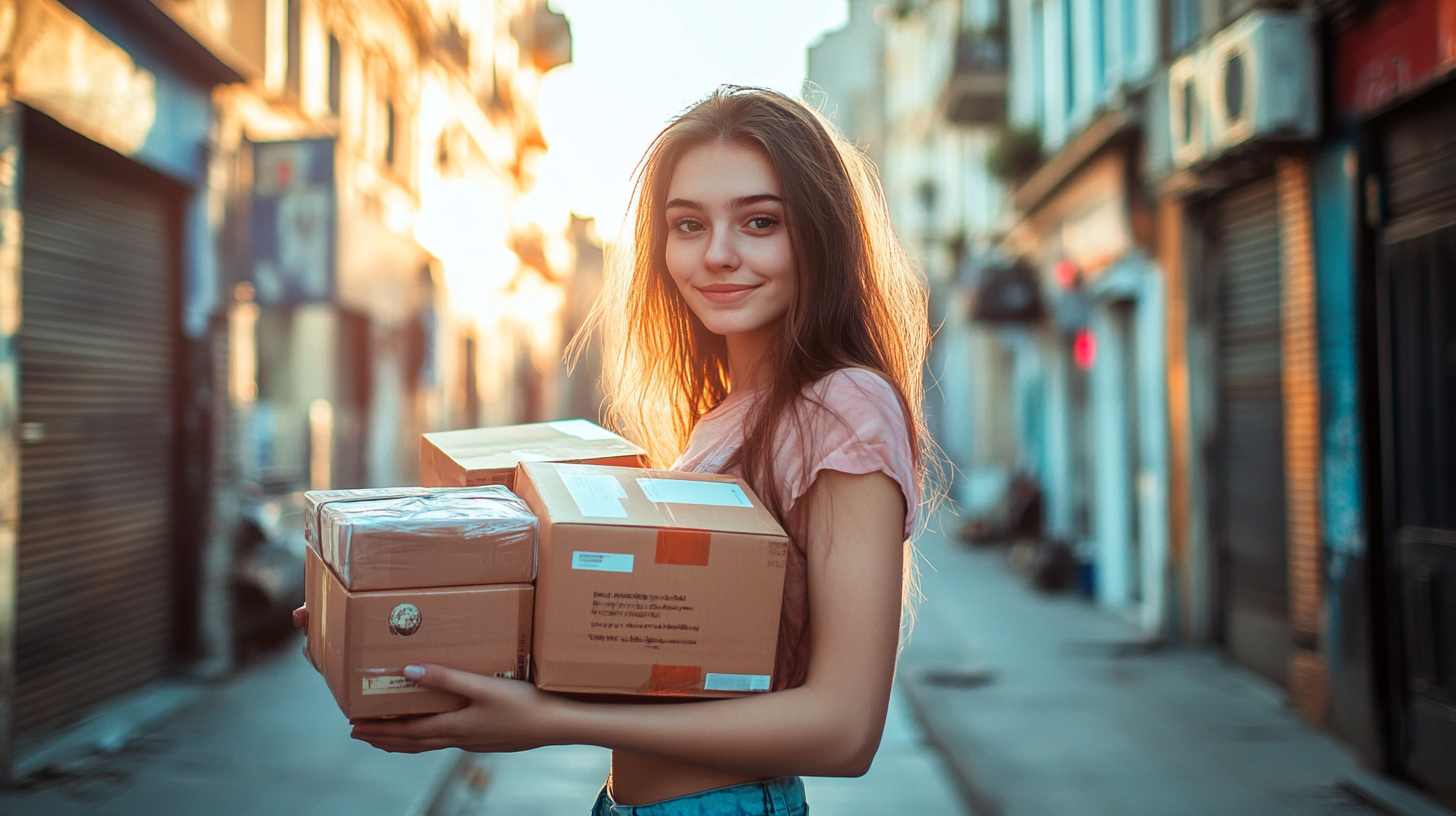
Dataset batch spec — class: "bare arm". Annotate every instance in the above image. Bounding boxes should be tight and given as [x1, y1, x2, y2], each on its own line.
[350, 468, 907, 778]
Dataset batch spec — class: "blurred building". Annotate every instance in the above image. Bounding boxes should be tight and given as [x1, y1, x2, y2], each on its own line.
[1000, 0, 1454, 798]
[813, 0, 1455, 801]
[0, 0, 579, 782]
[810, 0, 1013, 515]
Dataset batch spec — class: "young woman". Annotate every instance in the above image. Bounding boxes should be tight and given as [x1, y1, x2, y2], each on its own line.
[339, 86, 930, 815]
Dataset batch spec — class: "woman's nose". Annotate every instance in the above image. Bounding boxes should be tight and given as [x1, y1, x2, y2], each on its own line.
[704, 226, 739, 270]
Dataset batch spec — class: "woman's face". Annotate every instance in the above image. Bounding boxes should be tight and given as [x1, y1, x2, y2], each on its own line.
[664, 141, 795, 339]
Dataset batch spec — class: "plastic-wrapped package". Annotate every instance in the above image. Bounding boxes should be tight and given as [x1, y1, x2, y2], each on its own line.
[304, 485, 537, 591]
[304, 487, 435, 546]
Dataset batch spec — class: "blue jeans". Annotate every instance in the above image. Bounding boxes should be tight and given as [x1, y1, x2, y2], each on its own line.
[590, 777, 807, 816]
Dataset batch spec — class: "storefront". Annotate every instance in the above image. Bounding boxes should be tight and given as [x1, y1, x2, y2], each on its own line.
[0, 0, 244, 776]
[1329, 0, 1456, 794]
[1005, 116, 1171, 631]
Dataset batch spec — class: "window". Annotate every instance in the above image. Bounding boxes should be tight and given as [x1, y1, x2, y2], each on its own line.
[1170, 0, 1198, 55]
[285, 0, 301, 98]
[1063, 0, 1075, 116]
[328, 34, 342, 115]
[384, 99, 396, 167]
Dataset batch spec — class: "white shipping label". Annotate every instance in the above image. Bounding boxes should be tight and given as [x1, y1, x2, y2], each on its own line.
[572, 551, 635, 572]
[561, 472, 629, 518]
[703, 673, 771, 692]
[637, 478, 752, 508]
[361, 675, 421, 695]
[548, 419, 622, 441]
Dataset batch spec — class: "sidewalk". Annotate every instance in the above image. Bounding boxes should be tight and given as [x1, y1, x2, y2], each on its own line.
[450, 684, 968, 815]
[898, 519, 1405, 816]
[1, 640, 460, 816]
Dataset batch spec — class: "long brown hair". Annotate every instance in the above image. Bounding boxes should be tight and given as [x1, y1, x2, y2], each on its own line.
[575, 86, 931, 536]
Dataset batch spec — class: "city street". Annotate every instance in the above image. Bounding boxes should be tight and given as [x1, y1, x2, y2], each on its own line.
[4, 0, 1456, 808]
[899, 520, 1392, 816]
[8, 512, 1442, 815]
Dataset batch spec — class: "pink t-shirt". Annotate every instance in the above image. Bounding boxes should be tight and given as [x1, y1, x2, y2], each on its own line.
[672, 367, 919, 690]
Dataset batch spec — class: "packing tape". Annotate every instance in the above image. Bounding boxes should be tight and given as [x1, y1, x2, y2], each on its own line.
[643, 664, 705, 695]
[654, 529, 711, 566]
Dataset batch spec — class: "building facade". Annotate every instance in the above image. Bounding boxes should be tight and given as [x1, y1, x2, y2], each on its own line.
[811, 0, 1014, 516]
[0, 0, 575, 781]
[816, 0, 1453, 801]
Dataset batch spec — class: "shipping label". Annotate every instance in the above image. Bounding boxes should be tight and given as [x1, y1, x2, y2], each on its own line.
[637, 478, 751, 508]
[561, 472, 629, 518]
[571, 551, 635, 572]
[704, 673, 771, 692]
[361, 675, 420, 695]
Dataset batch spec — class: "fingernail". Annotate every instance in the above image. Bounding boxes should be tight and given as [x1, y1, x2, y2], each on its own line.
[403, 665, 424, 680]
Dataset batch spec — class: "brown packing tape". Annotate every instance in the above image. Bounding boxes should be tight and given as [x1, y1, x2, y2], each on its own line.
[643, 663, 705, 695]
[518, 588, 534, 681]
[654, 529, 711, 566]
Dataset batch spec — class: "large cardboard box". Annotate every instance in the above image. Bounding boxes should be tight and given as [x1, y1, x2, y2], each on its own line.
[514, 462, 789, 697]
[304, 486, 536, 591]
[305, 547, 534, 719]
[420, 419, 647, 490]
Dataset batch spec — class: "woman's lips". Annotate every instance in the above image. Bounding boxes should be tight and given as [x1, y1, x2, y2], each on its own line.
[697, 283, 761, 303]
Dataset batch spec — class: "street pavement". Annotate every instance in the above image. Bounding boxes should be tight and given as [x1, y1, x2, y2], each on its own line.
[897, 517, 1396, 816]
[0, 643, 461, 816]
[0, 623, 964, 816]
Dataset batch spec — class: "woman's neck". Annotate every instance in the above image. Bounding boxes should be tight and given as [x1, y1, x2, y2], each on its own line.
[724, 322, 780, 393]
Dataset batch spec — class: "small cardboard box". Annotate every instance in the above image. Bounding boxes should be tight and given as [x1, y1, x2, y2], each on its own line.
[305, 547, 534, 719]
[420, 419, 647, 490]
[304, 486, 536, 591]
[514, 462, 789, 697]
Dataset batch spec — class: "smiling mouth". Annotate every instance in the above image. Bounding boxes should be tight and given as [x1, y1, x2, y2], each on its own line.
[697, 283, 761, 303]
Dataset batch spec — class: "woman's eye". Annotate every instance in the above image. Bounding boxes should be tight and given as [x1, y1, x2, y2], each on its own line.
[673, 218, 704, 233]
[746, 216, 778, 230]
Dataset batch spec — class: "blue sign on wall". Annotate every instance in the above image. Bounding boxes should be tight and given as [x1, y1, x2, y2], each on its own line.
[251, 139, 336, 304]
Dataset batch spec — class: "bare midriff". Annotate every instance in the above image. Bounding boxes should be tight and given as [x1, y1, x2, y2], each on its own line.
[607, 751, 765, 805]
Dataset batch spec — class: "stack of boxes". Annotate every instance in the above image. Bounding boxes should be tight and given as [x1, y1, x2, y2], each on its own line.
[302, 486, 536, 718]
[303, 419, 790, 718]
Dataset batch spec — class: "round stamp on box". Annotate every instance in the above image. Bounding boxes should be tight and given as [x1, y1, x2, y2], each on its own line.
[389, 603, 422, 636]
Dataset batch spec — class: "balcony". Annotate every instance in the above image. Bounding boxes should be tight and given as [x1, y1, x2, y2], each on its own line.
[511, 1, 572, 74]
[943, 28, 1007, 125]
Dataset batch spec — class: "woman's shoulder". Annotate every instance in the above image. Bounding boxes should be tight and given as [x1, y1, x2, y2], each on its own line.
[803, 366, 907, 421]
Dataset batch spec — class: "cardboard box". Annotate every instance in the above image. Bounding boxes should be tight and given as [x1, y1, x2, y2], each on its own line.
[514, 462, 789, 697]
[305, 547, 534, 719]
[304, 486, 536, 591]
[420, 419, 647, 490]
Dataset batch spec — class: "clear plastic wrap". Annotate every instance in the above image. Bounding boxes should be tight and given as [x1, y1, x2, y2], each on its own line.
[304, 485, 538, 590]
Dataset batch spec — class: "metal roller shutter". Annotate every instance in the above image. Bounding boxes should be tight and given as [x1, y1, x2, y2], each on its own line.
[14, 151, 178, 749]
[1379, 93, 1456, 798]
[1215, 176, 1291, 687]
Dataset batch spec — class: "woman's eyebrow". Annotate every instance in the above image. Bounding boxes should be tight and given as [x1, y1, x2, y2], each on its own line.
[729, 193, 782, 209]
[664, 194, 782, 211]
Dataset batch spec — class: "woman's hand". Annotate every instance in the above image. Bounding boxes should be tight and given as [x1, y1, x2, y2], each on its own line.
[348, 664, 565, 754]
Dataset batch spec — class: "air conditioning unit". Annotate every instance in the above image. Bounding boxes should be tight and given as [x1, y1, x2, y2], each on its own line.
[1168, 50, 1211, 168]
[1208, 10, 1319, 152]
